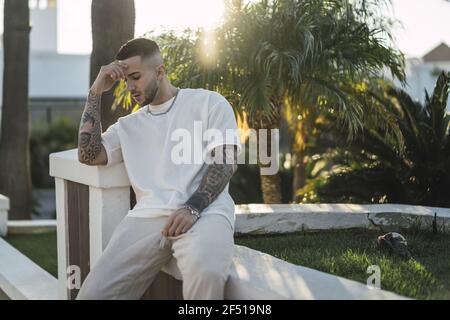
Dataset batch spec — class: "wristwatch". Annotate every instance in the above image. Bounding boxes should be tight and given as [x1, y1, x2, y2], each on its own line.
[182, 205, 201, 221]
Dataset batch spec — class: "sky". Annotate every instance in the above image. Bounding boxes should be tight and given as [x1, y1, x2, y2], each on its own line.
[388, 0, 450, 57]
[1, 0, 450, 58]
[56, 0, 226, 54]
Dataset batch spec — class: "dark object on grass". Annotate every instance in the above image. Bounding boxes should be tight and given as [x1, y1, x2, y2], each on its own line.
[433, 212, 438, 234]
[377, 232, 412, 259]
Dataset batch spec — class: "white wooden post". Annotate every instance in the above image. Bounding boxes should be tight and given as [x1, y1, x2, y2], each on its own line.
[50, 148, 131, 299]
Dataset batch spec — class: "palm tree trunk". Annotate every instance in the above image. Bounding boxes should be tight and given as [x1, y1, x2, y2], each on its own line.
[260, 170, 283, 203]
[0, 0, 32, 220]
[91, 0, 135, 131]
[291, 109, 319, 201]
[250, 107, 283, 204]
[292, 125, 307, 201]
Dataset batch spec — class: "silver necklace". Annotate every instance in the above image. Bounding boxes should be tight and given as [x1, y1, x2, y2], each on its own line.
[146, 88, 180, 116]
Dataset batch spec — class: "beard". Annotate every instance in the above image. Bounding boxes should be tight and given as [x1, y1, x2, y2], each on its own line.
[141, 80, 159, 106]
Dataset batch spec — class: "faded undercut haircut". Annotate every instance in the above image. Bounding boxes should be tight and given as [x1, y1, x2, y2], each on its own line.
[115, 38, 161, 62]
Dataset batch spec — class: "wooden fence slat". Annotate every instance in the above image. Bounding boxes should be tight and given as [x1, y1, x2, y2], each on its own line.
[66, 181, 90, 300]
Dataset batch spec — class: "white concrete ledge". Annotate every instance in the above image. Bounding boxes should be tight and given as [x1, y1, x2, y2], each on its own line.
[6, 203, 449, 237]
[367, 204, 450, 231]
[0, 238, 57, 300]
[0, 194, 9, 237]
[49, 149, 130, 188]
[7, 220, 57, 235]
[162, 245, 408, 300]
[235, 203, 450, 234]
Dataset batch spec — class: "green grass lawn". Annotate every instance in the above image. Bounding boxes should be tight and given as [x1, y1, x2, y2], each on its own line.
[235, 229, 450, 299]
[5, 228, 450, 299]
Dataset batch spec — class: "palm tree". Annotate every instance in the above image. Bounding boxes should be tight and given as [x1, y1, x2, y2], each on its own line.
[90, 0, 135, 130]
[0, 0, 32, 219]
[298, 72, 450, 207]
[261, 0, 405, 198]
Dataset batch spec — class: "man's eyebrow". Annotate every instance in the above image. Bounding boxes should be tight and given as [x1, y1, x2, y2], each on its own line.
[126, 71, 140, 77]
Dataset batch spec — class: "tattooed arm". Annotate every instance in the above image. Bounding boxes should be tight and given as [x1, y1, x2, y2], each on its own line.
[77, 90, 108, 165]
[184, 144, 238, 213]
[78, 60, 127, 165]
[162, 144, 238, 237]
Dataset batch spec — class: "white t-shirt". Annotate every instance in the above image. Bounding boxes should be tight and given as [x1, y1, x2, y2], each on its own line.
[101, 88, 241, 230]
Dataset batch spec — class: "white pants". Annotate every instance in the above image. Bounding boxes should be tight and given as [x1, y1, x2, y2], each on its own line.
[76, 214, 234, 300]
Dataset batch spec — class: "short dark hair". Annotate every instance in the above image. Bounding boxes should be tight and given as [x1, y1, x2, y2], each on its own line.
[115, 38, 160, 61]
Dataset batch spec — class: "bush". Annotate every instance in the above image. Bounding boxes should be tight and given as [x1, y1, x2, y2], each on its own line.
[30, 117, 78, 188]
[297, 72, 450, 207]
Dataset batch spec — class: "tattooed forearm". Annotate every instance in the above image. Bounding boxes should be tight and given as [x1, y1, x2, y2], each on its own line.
[78, 90, 102, 164]
[185, 145, 238, 213]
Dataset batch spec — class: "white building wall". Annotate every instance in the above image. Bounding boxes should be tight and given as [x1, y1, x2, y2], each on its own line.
[396, 58, 450, 111]
[30, 0, 58, 53]
[0, 0, 90, 101]
[28, 53, 90, 98]
[0, 51, 90, 99]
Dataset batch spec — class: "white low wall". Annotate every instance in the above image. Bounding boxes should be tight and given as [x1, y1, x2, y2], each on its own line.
[0, 194, 9, 237]
[7, 220, 56, 235]
[235, 203, 450, 234]
[0, 238, 57, 300]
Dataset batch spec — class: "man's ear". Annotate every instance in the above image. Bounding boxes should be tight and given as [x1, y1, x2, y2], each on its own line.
[156, 64, 166, 79]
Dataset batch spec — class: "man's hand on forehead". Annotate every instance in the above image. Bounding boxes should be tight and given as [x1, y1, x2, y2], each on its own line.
[90, 60, 131, 93]
[102, 60, 129, 82]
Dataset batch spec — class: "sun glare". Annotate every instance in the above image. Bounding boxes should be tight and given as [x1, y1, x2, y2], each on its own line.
[56, 0, 225, 54]
[200, 29, 219, 67]
[135, 0, 225, 36]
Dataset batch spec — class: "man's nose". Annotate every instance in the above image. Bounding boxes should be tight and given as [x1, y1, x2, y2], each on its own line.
[126, 81, 135, 91]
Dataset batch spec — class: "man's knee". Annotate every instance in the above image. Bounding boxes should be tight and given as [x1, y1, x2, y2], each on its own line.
[182, 251, 230, 281]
